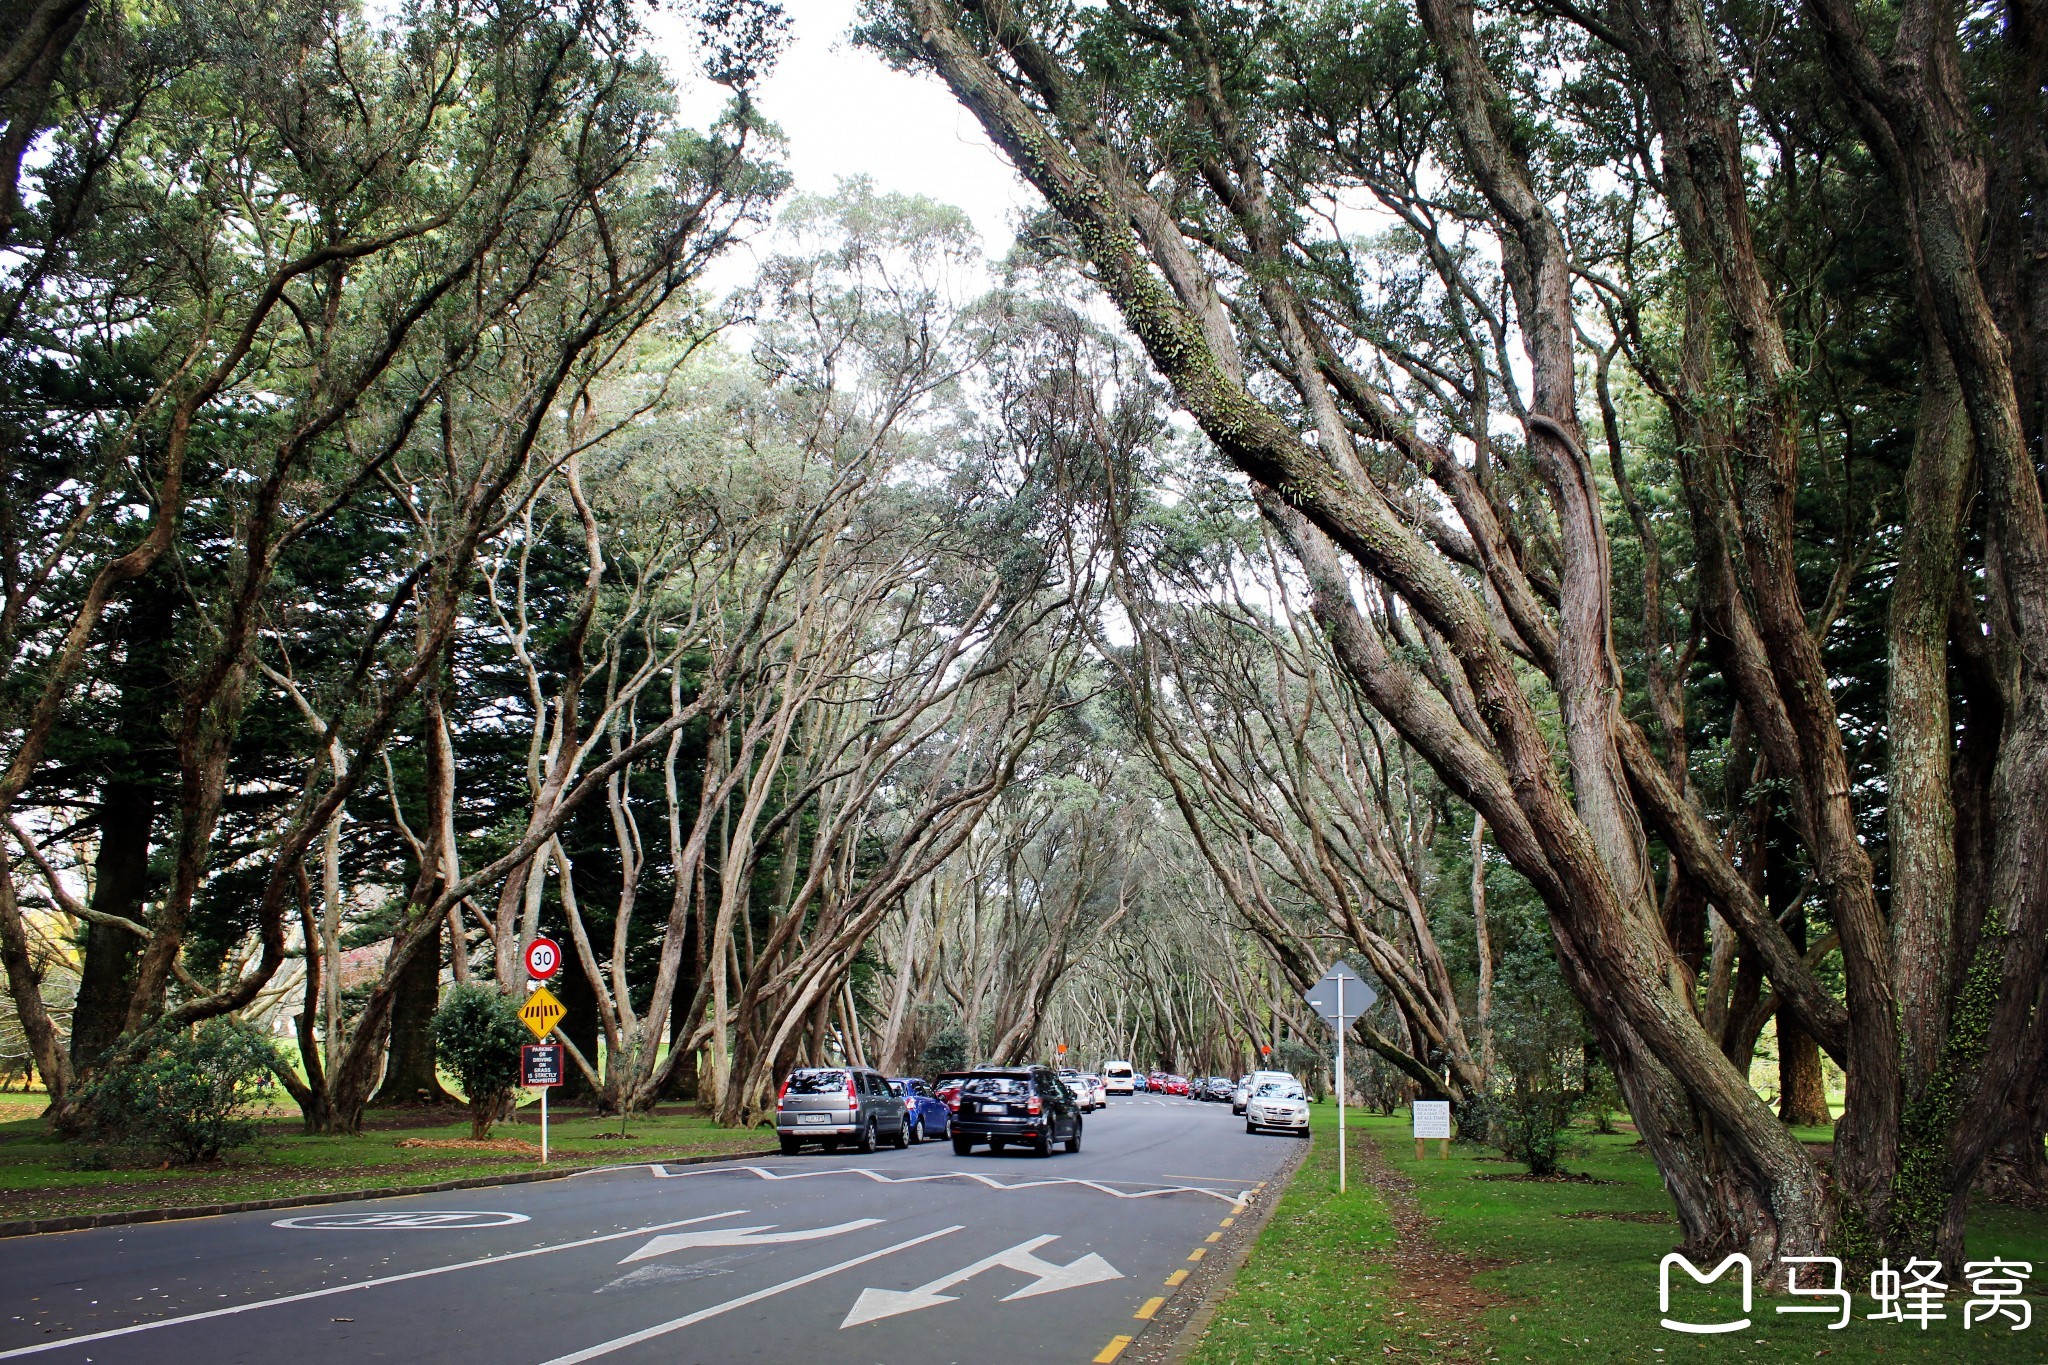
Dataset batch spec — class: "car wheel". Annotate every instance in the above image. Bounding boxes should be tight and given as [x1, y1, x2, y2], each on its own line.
[1245, 1120, 1258, 1134]
[1299, 1127, 1311, 1139]
[779, 1136, 801, 1156]
[1034, 1130, 1054, 1158]
[906, 1118, 922, 1145]
[952, 1134, 974, 1156]
[1065, 1119, 1082, 1154]
[893, 1117, 911, 1149]
[856, 1119, 877, 1154]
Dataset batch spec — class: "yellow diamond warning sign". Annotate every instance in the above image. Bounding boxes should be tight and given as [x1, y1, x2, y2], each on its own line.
[519, 986, 565, 1040]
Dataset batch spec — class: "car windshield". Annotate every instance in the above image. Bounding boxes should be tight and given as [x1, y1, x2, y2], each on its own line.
[785, 1070, 847, 1095]
[961, 1076, 1030, 1098]
[1255, 1082, 1304, 1099]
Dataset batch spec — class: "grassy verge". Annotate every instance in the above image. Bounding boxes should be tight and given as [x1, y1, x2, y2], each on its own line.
[0, 1091, 768, 1223]
[1187, 1105, 1399, 1362]
[1192, 1105, 2048, 1364]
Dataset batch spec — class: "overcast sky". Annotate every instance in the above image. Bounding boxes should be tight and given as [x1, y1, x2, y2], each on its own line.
[657, 0, 1035, 266]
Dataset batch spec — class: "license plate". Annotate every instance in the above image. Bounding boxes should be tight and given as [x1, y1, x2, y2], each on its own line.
[979, 1102, 1002, 1114]
[798, 1113, 828, 1125]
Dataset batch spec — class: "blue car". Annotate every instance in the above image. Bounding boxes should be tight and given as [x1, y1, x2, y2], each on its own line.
[889, 1077, 951, 1143]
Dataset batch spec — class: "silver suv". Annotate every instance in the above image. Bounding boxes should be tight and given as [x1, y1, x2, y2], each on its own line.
[775, 1065, 908, 1155]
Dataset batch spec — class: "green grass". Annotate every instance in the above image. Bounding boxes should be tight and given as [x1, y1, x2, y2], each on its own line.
[1194, 1104, 2048, 1364]
[0, 1090, 769, 1223]
[1188, 1108, 1401, 1362]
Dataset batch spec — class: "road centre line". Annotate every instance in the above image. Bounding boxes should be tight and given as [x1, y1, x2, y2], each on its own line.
[538, 1224, 964, 1364]
[648, 1164, 1253, 1206]
[0, 1209, 753, 1361]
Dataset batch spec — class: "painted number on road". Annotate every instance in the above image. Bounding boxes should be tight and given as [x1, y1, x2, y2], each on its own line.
[272, 1210, 533, 1230]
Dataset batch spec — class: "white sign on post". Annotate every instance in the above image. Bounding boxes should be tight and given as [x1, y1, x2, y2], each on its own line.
[1413, 1100, 1451, 1138]
[1303, 961, 1378, 1194]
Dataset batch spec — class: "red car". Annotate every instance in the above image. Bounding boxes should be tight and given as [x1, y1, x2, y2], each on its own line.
[1165, 1074, 1191, 1096]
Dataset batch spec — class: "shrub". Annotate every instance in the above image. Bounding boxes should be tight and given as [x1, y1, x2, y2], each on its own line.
[431, 983, 528, 1138]
[74, 1021, 279, 1163]
[917, 1024, 969, 1077]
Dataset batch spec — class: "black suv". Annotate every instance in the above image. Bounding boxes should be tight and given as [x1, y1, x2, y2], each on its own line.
[948, 1066, 1083, 1157]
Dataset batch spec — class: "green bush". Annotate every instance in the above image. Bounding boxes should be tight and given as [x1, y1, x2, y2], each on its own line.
[74, 1020, 279, 1163]
[917, 1024, 970, 1076]
[431, 983, 528, 1138]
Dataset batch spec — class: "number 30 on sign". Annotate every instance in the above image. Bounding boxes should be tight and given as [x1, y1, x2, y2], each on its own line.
[524, 935, 562, 980]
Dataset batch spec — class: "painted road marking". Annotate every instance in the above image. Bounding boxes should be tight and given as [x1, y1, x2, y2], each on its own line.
[1205, 1231, 1222, 1243]
[649, 1164, 1252, 1206]
[1187, 1248, 1206, 1262]
[1134, 1296, 1164, 1320]
[271, 1210, 530, 1231]
[1093, 1335, 1133, 1362]
[620, 1217, 883, 1264]
[541, 1224, 964, 1363]
[841, 1234, 1123, 1327]
[1165, 1269, 1189, 1287]
[0, 1210, 752, 1361]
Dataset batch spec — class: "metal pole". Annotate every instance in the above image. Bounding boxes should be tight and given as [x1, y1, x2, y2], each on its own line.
[541, 1069, 549, 1164]
[1336, 974, 1346, 1194]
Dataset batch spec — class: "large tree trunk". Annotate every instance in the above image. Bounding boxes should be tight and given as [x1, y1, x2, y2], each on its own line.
[370, 913, 454, 1107]
[69, 778, 154, 1072]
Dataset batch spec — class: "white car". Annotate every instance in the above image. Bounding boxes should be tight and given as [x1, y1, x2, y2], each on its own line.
[1057, 1068, 1105, 1111]
[1101, 1061, 1136, 1095]
[1244, 1080, 1311, 1136]
[1078, 1073, 1107, 1109]
[1233, 1069, 1294, 1115]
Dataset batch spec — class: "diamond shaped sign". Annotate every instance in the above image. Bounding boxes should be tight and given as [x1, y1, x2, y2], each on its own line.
[1303, 960, 1376, 1033]
[518, 985, 565, 1040]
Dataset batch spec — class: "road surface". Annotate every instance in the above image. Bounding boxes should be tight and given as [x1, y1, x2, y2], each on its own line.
[0, 1094, 1303, 1364]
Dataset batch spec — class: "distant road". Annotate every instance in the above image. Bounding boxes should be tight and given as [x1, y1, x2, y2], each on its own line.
[0, 1095, 1301, 1363]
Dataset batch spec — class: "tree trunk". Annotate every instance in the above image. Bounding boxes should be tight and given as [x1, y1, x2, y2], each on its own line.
[70, 777, 154, 1072]
[369, 914, 454, 1107]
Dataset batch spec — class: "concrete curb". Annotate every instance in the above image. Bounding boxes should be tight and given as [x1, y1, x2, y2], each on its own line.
[0, 1146, 776, 1241]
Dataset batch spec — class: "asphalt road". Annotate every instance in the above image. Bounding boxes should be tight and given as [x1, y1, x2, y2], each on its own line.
[0, 1094, 1304, 1364]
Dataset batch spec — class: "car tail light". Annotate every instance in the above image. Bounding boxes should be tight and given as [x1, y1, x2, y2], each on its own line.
[846, 1076, 858, 1102]
[1026, 1096, 1042, 1116]
[777, 1079, 789, 1103]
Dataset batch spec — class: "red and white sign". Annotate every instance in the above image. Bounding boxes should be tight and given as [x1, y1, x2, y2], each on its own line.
[523, 935, 562, 981]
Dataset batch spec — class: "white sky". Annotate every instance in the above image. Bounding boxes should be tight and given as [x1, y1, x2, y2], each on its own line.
[655, 0, 1036, 266]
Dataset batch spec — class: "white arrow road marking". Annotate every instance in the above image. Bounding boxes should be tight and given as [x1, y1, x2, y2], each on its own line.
[539, 1224, 964, 1364]
[0, 1209, 752, 1361]
[840, 1235, 1123, 1328]
[618, 1217, 883, 1263]
[646, 1164, 1253, 1206]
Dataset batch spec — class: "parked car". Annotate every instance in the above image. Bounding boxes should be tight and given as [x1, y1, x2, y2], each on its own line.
[776, 1065, 908, 1154]
[1244, 1078, 1311, 1137]
[1164, 1074, 1191, 1096]
[1147, 1071, 1169, 1093]
[1202, 1076, 1234, 1102]
[889, 1076, 951, 1142]
[1102, 1061, 1136, 1095]
[949, 1066, 1084, 1157]
[1057, 1068, 1106, 1111]
[1079, 1073, 1108, 1109]
[1233, 1069, 1294, 1115]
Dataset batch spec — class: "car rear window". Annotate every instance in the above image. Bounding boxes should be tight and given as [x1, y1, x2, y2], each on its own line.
[786, 1070, 848, 1094]
[960, 1076, 1030, 1098]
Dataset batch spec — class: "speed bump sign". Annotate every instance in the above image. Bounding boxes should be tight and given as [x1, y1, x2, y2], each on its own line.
[519, 986, 565, 1040]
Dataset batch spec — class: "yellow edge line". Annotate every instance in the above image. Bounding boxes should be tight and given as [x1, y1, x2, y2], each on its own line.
[1165, 1269, 1189, 1287]
[1135, 1296, 1166, 1321]
[1093, 1334, 1134, 1362]
[1204, 1231, 1222, 1243]
[1219, 1216, 1235, 1227]
[1187, 1247, 1206, 1262]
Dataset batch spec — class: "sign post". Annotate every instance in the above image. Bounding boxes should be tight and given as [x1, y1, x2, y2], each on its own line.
[1304, 961, 1376, 1194]
[1413, 1100, 1452, 1160]
[518, 984, 566, 1162]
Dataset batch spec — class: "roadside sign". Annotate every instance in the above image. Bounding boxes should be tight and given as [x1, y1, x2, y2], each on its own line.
[1303, 960, 1376, 1030]
[1056, 1043, 1067, 1056]
[1414, 1098, 1452, 1160]
[522, 1043, 564, 1088]
[1303, 960, 1377, 1196]
[518, 985, 565, 1040]
[523, 935, 562, 980]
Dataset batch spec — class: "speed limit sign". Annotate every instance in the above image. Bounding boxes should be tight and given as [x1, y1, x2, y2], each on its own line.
[523, 935, 562, 981]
